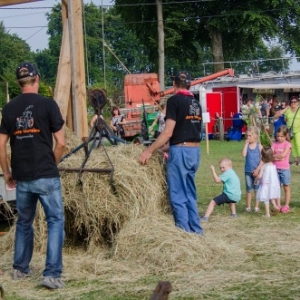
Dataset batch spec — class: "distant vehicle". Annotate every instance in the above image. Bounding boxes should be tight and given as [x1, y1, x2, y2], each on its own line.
[120, 69, 234, 141]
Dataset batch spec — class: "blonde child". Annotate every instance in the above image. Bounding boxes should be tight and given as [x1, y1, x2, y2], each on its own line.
[201, 158, 241, 221]
[256, 147, 281, 217]
[272, 125, 292, 213]
[242, 126, 263, 212]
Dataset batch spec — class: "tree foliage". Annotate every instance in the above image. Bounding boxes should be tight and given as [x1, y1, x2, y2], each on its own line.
[0, 22, 35, 106]
[114, 0, 300, 74]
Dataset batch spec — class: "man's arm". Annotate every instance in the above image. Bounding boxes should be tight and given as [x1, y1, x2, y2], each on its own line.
[273, 106, 289, 120]
[53, 128, 66, 165]
[138, 119, 175, 165]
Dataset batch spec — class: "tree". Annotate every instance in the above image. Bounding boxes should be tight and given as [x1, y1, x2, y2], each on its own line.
[44, 3, 151, 99]
[0, 22, 34, 107]
[114, 0, 300, 74]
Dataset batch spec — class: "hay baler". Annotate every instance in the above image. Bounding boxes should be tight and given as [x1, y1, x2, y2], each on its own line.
[120, 69, 234, 141]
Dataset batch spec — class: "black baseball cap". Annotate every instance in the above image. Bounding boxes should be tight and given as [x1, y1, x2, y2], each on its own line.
[174, 71, 192, 84]
[16, 62, 40, 80]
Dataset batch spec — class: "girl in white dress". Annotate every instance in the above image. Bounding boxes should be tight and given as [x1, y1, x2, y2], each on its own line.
[256, 146, 281, 217]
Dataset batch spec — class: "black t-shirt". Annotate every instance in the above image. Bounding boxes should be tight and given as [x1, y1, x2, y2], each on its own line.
[0, 93, 64, 181]
[166, 92, 202, 145]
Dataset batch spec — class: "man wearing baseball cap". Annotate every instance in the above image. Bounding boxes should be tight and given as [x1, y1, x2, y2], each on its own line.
[0, 62, 66, 289]
[139, 71, 203, 235]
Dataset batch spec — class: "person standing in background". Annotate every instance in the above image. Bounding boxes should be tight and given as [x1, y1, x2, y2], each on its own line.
[0, 62, 66, 289]
[138, 71, 203, 235]
[149, 103, 166, 138]
[242, 126, 263, 212]
[272, 125, 292, 213]
[273, 96, 300, 165]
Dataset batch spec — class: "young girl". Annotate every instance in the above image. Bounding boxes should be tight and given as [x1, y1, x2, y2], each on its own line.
[242, 126, 263, 212]
[256, 147, 281, 217]
[272, 125, 292, 213]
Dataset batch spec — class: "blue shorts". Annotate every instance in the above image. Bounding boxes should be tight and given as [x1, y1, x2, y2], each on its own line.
[277, 169, 291, 185]
[213, 193, 236, 206]
[245, 172, 259, 192]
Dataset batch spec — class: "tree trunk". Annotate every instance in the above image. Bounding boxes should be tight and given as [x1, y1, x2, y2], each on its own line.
[209, 27, 224, 73]
[156, 0, 165, 91]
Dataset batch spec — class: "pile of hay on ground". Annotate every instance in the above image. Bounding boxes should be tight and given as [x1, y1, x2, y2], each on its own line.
[110, 214, 246, 274]
[1, 127, 169, 253]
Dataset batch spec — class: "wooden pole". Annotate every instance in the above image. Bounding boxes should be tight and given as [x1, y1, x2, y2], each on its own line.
[206, 123, 209, 155]
[54, 19, 71, 121]
[68, 0, 88, 139]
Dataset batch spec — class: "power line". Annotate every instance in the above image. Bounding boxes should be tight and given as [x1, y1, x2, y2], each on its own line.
[5, 26, 47, 29]
[0, 12, 47, 18]
[4, 5, 293, 29]
[25, 26, 46, 42]
[0, 1, 213, 10]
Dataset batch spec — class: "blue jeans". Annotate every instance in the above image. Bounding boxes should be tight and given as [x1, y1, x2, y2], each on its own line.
[167, 145, 203, 234]
[14, 177, 65, 278]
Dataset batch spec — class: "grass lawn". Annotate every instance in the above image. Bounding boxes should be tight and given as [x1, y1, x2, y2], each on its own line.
[1, 139, 300, 300]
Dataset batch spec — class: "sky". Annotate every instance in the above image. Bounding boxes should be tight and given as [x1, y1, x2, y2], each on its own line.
[0, 0, 114, 51]
[1, 0, 300, 71]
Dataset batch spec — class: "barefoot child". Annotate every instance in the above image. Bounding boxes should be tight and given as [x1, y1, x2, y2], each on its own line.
[256, 147, 281, 217]
[242, 126, 263, 212]
[272, 125, 292, 213]
[202, 158, 241, 221]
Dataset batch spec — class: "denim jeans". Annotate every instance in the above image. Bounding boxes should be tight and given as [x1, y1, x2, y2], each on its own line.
[13, 177, 65, 278]
[167, 145, 203, 235]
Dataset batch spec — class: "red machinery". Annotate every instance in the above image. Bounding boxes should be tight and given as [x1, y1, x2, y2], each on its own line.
[120, 69, 235, 139]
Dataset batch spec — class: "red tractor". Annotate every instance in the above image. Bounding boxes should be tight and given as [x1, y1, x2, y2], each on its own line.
[120, 69, 235, 140]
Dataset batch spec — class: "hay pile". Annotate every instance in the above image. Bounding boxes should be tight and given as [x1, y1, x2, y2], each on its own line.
[0, 127, 247, 285]
[1, 127, 169, 253]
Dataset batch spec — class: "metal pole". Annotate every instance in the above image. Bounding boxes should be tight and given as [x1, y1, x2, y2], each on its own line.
[101, 0, 106, 89]
[6, 82, 9, 103]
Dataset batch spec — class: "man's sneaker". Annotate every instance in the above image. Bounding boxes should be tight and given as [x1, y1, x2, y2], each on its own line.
[13, 269, 33, 280]
[42, 277, 66, 289]
[231, 214, 238, 218]
[280, 205, 290, 213]
[201, 216, 209, 222]
[245, 207, 251, 212]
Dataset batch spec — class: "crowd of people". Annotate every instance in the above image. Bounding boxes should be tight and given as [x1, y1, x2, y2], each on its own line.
[0, 61, 298, 288]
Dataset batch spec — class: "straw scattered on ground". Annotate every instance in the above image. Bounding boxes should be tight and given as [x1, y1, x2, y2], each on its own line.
[1, 129, 300, 299]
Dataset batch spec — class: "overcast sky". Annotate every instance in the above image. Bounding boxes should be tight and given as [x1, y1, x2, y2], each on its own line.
[0, 0, 114, 51]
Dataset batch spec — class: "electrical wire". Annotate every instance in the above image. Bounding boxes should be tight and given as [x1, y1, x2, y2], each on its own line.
[25, 26, 46, 41]
[0, 1, 213, 9]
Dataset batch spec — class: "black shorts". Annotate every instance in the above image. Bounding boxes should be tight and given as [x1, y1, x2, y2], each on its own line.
[213, 193, 236, 206]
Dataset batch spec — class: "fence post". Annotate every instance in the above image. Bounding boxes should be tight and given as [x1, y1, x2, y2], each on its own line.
[219, 117, 224, 141]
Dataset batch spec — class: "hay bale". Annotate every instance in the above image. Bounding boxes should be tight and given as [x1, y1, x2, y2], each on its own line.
[1, 127, 169, 252]
[60, 143, 168, 250]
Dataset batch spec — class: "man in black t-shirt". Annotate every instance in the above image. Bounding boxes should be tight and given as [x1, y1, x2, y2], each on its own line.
[139, 71, 203, 235]
[0, 62, 66, 289]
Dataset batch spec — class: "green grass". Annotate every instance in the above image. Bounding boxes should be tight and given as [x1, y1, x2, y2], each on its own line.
[1, 139, 300, 300]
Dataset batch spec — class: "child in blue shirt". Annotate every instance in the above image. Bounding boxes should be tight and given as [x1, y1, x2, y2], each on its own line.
[202, 157, 241, 221]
